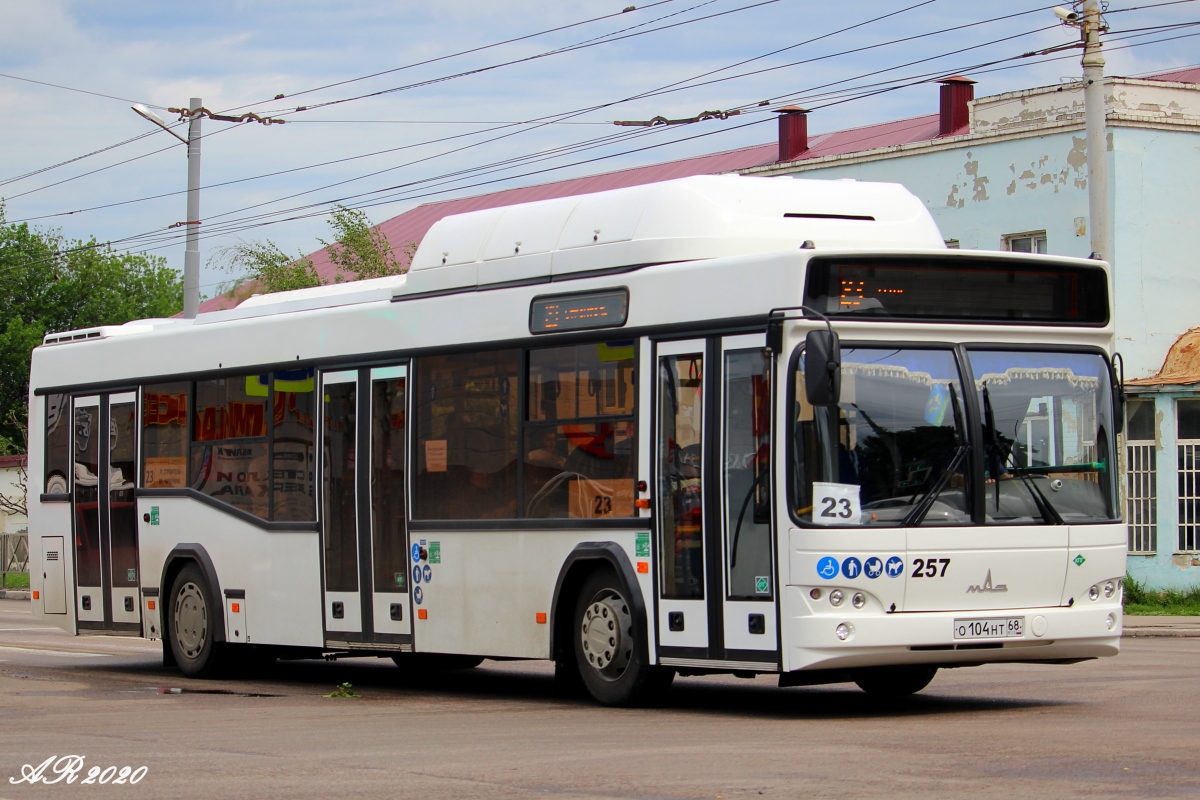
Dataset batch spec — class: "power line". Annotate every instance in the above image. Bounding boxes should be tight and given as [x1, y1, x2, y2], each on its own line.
[3, 0, 975, 223]
[0, 0, 767, 208]
[0, 72, 167, 109]
[219, 0, 684, 114]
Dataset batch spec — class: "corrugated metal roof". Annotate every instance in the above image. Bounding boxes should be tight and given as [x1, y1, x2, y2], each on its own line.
[1141, 65, 1200, 84]
[199, 67, 1196, 313]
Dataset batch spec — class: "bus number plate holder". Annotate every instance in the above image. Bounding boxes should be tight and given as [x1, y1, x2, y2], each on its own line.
[953, 617, 1024, 640]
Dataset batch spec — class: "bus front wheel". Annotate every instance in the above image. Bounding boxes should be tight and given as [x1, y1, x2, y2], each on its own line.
[573, 569, 673, 706]
[168, 564, 224, 678]
[853, 665, 938, 697]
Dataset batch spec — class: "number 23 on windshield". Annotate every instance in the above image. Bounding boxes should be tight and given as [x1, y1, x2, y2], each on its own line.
[811, 482, 862, 526]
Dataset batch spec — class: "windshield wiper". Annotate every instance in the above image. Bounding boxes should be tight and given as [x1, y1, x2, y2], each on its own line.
[902, 444, 968, 526]
[1013, 470, 1064, 525]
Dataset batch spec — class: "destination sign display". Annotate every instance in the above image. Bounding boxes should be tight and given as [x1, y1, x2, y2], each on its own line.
[803, 256, 1109, 325]
[530, 288, 629, 334]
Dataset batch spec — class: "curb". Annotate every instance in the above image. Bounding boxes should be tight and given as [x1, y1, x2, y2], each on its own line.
[1122, 628, 1200, 638]
[0, 590, 31, 601]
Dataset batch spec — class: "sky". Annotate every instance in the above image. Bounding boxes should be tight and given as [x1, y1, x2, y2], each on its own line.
[1, 0, 1196, 299]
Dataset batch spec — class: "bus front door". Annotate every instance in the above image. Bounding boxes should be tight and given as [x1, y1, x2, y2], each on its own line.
[320, 366, 413, 650]
[654, 336, 779, 670]
[71, 392, 141, 633]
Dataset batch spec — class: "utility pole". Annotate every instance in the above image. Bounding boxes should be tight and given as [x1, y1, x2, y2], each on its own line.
[132, 100, 284, 319]
[183, 97, 202, 319]
[1081, 0, 1109, 265]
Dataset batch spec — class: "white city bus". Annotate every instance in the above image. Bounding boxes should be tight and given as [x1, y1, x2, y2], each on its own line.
[26, 175, 1126, 705]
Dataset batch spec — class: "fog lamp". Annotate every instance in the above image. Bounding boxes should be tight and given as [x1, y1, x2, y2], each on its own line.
[835, 622, 853, 641]
[1106, 613, 1116, 630]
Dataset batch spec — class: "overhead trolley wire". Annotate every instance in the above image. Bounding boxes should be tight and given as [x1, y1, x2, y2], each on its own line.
[0, 1, 685, 193]
[10, 26, 1195, 275]
[2, 0, 949, 222]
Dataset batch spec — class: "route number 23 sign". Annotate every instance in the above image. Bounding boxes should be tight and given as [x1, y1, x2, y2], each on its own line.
[811, 482, 862, 526]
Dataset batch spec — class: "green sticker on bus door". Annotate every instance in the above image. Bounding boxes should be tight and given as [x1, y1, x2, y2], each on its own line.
[429, 541, 441, 564]
[150, 506, 159, 525]
[755, 576, 770, 594]
[635, 532, 650, 558]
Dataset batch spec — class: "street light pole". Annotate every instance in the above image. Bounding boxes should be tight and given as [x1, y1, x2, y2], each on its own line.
[132, 100, 284, 318]
[183, 97, 202, 319]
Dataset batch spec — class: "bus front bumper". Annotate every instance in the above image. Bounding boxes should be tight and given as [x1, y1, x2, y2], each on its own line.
[782, 589, 1121, 673]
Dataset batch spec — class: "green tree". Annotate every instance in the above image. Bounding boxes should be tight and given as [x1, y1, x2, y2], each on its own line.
[211, 239, 322, 294]
[319, 205, 410, 280]
[214, 205, 414, 295]
[0, 206, 182, 446]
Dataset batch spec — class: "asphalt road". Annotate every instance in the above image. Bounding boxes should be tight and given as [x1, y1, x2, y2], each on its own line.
[1, 598, 1197, 799]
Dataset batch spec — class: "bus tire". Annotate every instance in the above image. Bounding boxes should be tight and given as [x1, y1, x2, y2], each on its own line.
[168, 564, 224, 678]
[573, 568, 673, 707]
[853, 665, 937, 697]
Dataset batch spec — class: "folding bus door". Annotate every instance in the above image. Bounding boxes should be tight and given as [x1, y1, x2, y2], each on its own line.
[320, 367, 412, 650]
[71, 392, 142, 632]
[654, 336, 779, 670]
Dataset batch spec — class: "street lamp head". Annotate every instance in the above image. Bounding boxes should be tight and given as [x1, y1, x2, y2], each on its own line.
[131, 104, 188, 144]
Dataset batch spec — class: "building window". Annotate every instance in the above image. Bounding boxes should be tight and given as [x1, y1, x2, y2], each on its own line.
[1003, 232, 1047, 254]
[1177, 398, 1200, 552]
[1125, 398, 1156, 554]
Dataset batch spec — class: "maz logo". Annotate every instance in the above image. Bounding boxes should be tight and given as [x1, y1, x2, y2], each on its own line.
[966, 569, 1008, 593]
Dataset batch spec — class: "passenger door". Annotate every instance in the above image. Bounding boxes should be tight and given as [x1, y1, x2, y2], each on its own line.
[653, 336, 778, 668]
[71, 392, 141, 632]
[319, 366, 413, 648]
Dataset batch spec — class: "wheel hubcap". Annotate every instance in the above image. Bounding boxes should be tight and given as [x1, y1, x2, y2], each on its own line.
[580, 590, 632, 678]
[174, 581, 207, 660]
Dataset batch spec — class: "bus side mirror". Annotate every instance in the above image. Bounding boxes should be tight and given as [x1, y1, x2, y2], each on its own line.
[804, 329, 841, 406]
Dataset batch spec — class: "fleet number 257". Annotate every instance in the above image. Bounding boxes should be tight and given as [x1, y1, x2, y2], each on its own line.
[911, 558, 951, 578]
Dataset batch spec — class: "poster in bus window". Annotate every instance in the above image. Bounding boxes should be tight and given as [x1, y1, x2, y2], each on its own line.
[272, 441, 314, 520]
[569, 477, 634, 519]
[191, 443, 269, 518]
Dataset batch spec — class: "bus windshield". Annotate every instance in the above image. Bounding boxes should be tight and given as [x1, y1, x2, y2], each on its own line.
[970, 349, 1117, 524]
[789, 346, 1117, 526]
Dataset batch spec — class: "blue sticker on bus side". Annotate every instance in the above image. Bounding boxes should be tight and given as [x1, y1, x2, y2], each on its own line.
[885, 556, 904, 577]
[412, 565, 422, 585]
[411, 543, 422, 563]
[816, 556, 839, 580]
[422, 564, 432, 583]
[414, 586, 423, 605]
[864, 557, 883, 579]
[841, 557, 862, 579]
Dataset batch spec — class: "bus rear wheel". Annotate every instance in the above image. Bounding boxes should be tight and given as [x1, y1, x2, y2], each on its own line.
[853, 665, 938, 697]
[168, 564, 224, 678]
[573, 569, 672, 707]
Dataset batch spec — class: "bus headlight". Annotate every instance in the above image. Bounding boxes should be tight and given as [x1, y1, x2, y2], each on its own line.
[829, 589, 844, 607]
[1088, 585, 1100, 601]
[851, 592, 866, 609]
[1103, 580, 1116, 598]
